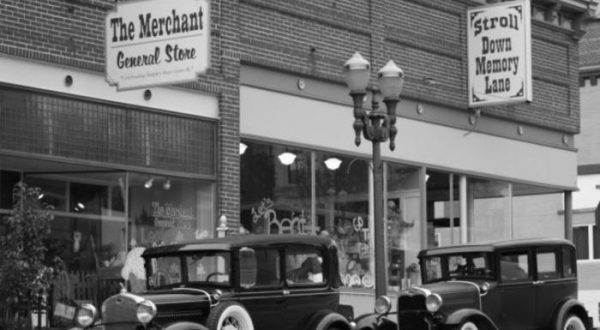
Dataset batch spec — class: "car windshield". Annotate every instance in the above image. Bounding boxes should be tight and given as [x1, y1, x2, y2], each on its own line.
[147, 251, 231, 288]
[421, 252, 493, 283]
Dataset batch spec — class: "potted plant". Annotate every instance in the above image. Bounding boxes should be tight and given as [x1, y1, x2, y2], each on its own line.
[0, 182, 61, 329]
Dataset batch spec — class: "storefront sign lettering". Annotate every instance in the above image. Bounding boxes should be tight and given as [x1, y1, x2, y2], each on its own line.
[151, 202, 194, 228]
[251, 198, 312, 234]
[105, 0, 210, 90]
[467, 0, 531, 107]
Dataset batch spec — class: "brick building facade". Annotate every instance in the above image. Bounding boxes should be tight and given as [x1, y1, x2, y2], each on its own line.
[0, 0, 596, 318]
[573, 5, 600, 325]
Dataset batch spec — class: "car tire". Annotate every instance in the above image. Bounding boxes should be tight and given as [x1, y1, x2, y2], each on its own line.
[206, 301, 254, 330]
[456, 321, 479, 330]
[562, 314, 586, 330]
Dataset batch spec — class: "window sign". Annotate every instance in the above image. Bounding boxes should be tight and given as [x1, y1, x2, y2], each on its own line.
[105, 0, 210, 90]
[467, 0, 532, 107]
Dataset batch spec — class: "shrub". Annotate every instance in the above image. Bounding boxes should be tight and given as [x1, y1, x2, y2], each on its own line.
[0, 182, 61, 329]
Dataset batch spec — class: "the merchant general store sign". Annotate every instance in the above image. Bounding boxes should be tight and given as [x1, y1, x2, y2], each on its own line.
[105, 0, 210, 90]
[467, 0, 532, 107]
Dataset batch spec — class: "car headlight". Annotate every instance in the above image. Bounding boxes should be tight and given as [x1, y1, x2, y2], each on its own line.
[374, 296, 392, 315]
[212, 289, 223, 302]
[75, 304, 97, 328]
[480, 282, 490, 294]
[136, 300, 157, 324]
[425, 293, 443, 312]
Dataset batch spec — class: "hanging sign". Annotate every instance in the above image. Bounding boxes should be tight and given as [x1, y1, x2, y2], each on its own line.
[467, 0, 532, 107]
[105, 0, 210, 90]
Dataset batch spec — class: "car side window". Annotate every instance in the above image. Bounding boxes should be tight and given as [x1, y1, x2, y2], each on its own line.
[500, 251, 530, 282]
[536, 250, 559, 280]
[286, 246, 324, 286]
[253, 248, 281, 287]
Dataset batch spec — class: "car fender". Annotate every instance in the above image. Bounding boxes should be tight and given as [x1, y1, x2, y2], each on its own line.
[353, 312, 379, 330]
[163, 321, 210, 330]
[445, 308, 498, 330]
[553, 298, 591, 330]
[306, 310, 352, 330]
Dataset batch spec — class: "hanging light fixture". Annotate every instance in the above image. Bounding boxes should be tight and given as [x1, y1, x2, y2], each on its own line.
[239, 142, 248, 155]
[324, 157, 343, 170]
[144, 177, 154, 189]
[278, 152, 297, 165]
[163, 179, 171, 190]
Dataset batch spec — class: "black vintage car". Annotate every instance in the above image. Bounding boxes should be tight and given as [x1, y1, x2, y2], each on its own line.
[71, 234, 354, 330]
[354, 238, 592, 330]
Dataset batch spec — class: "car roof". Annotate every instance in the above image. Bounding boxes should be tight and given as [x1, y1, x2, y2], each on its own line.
[418, 237, 574, 257]
[142, 234, 335, 257]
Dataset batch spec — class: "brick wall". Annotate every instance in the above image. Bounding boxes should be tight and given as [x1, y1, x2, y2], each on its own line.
[578, 76, 600, 166]
[238, 0, 583, 133]
[578, 17, 600, 167]
[0, 0, 241, 223]
[0, 0, 589, 223]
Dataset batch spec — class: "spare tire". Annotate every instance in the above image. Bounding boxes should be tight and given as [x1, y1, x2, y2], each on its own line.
[206, 301, 254, 330]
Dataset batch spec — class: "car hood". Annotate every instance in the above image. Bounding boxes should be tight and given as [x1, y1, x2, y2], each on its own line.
[141, 288, 216, 316]
[404, 281, 482, 313]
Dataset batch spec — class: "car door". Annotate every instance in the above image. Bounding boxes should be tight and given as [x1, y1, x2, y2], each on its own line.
[236, 246, 286, 330]
[495, 249, 537, 330]
[534, 246, 577, 328]
[282, 245, 337, 329]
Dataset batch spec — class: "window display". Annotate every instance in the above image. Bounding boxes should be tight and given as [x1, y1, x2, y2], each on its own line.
[240, 140, 423, 290]
[0, 165, 215, 307]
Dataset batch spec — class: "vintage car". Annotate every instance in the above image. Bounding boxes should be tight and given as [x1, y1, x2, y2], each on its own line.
[354, 238, 592, 330]
[71, 234, 354, 330]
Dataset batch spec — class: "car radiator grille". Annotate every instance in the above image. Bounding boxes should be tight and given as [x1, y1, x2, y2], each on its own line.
[102, 294, 140, 330]
[397, 293, 426, 310]
[397, 294, 430, 330]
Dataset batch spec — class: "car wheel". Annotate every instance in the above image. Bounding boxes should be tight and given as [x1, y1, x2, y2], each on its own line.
[562, 314, 586, 330]
[206, 302, 254, 330]
[457, 321, 479, 330]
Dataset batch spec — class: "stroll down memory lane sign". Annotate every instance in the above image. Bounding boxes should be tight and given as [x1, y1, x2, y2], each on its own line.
[467, 0, 532, 107]
[105, 0, 210, 90]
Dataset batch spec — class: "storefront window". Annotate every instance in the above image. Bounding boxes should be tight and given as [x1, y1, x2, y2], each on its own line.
[0, 170, 20, 211]
[0, 160, 215, 303]
[129, 174, 215, 247]
[240, 142, 313, 234]
[240, 140, 424, 291]
[469, 178, 511, 242]
[386, 164, 422, 289]
[315, 153, 370, 289]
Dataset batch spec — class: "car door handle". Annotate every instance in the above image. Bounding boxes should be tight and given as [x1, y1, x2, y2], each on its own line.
[533, 280, 545, 285]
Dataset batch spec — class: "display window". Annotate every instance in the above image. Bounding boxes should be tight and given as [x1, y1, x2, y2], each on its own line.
[0, 157, 215, 304]
[240, 140, 423, 291]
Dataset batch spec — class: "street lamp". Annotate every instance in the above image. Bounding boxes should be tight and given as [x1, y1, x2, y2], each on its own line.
[343, 52, 404, 299]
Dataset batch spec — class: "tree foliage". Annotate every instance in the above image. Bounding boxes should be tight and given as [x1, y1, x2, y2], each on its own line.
[0, 182, 61, 329]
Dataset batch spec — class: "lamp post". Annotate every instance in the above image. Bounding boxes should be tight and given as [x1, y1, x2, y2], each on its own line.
[343, 52, 404, 299]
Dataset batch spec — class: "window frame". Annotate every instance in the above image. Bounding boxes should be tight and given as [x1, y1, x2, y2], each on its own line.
[534, 247, 561, 281]
[284, 245, 327, 288]
[498, 249, 532, 283]
[573, 224, 600, 262]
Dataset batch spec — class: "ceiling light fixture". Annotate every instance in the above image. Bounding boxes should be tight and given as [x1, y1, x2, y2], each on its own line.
[239, 142, 248, 155]
[163, 179, 171, 190]
[278, 152, 297, 165]
[144, 177, 154, 189]
[324, 157, 343, 170]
